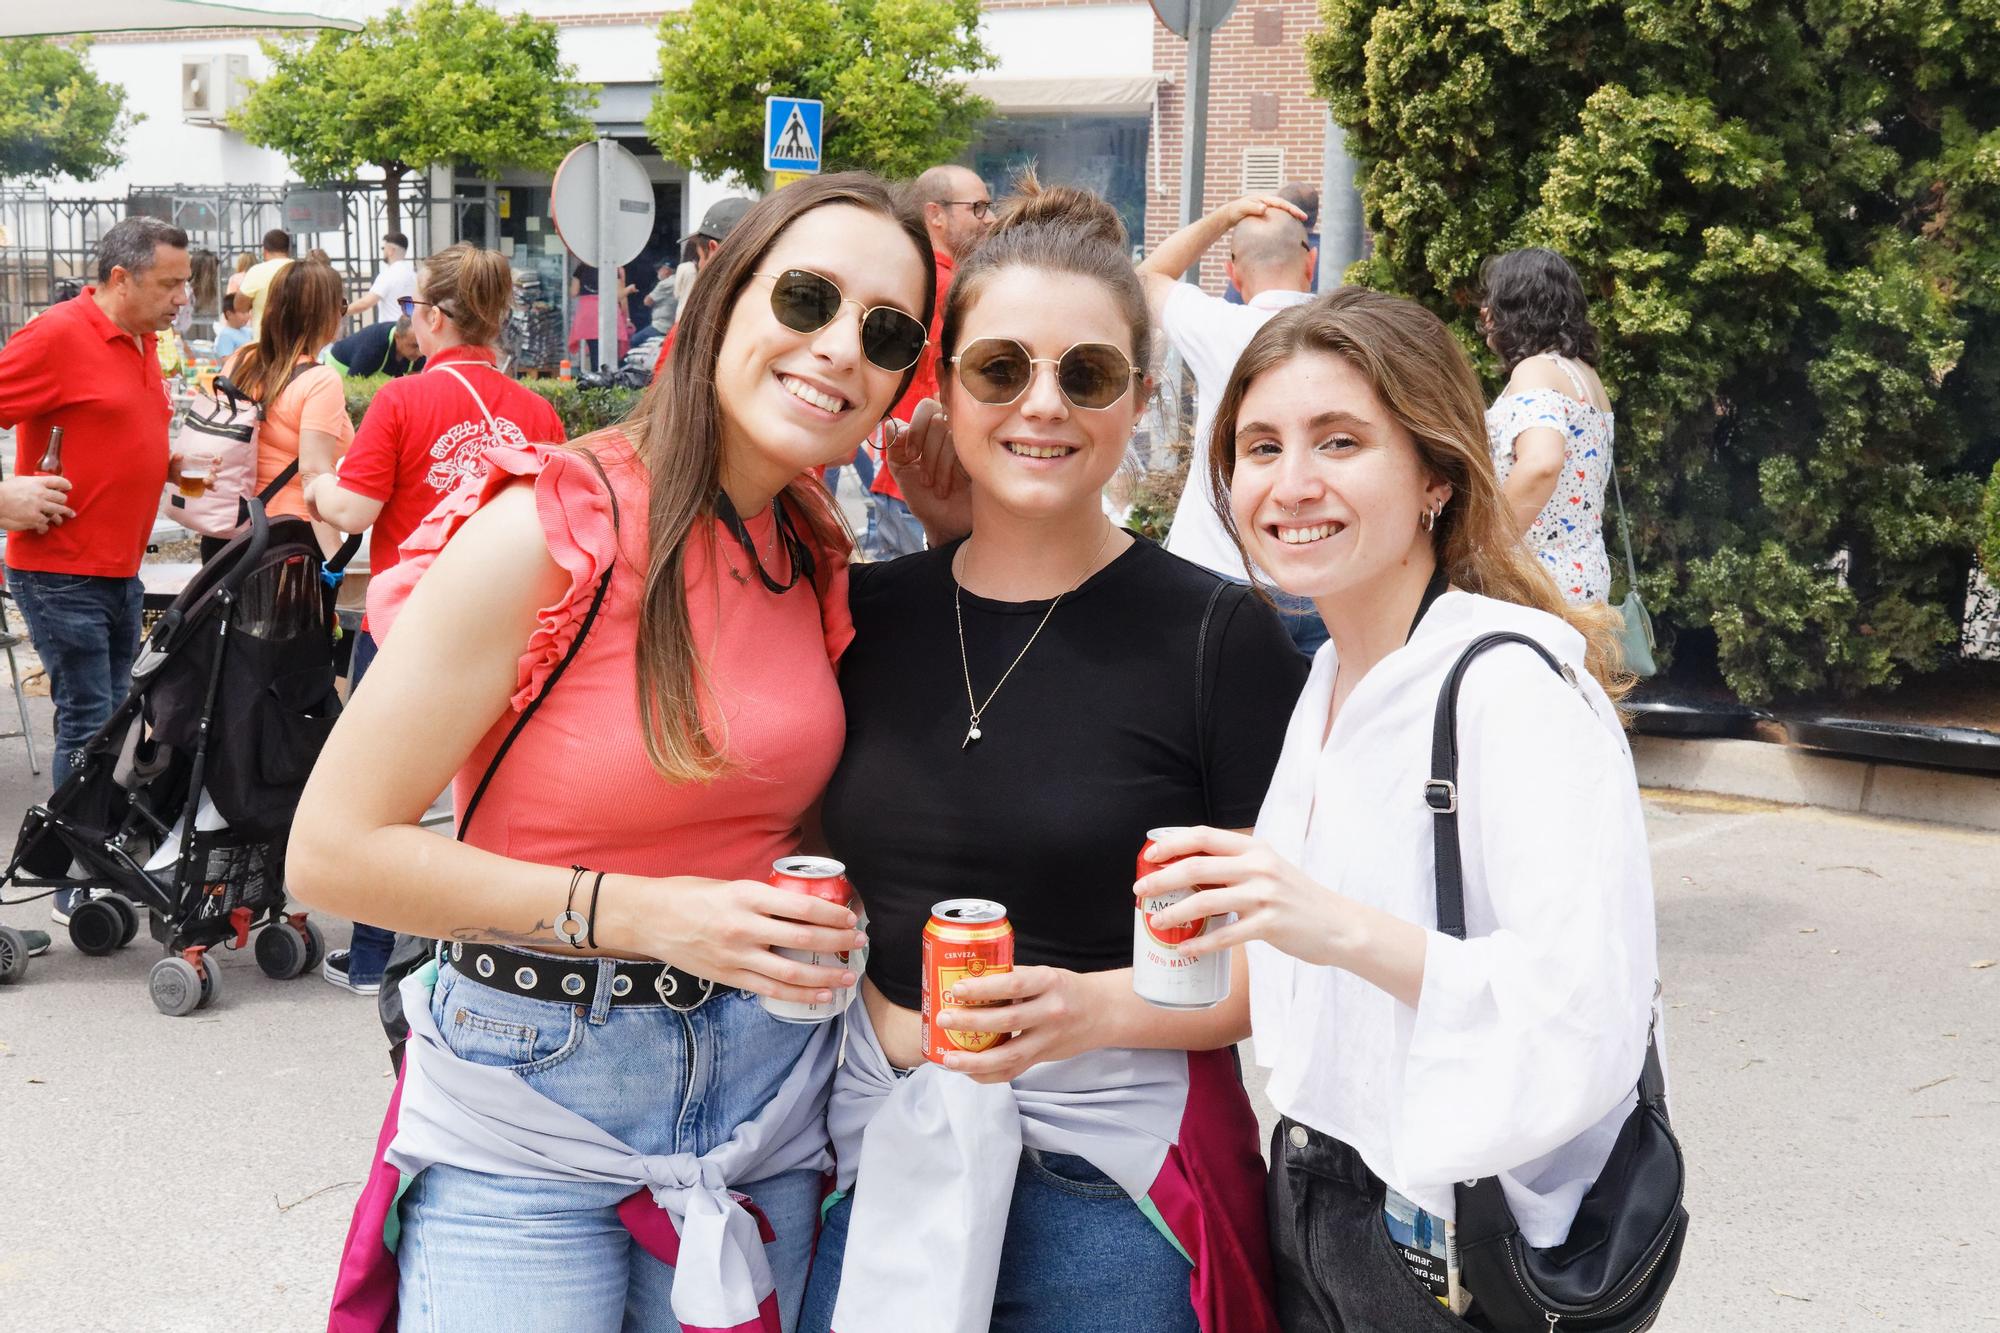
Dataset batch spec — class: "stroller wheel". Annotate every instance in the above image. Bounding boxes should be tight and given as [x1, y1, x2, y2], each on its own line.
[0, 925, 29, 984]
[68, 900, 126, 957]
[197, 952, 223, 1009]
[255, 924, 308, 980]
[149, 956, 203, 1016]
[296, 918, 327, 973]
[106, 895, 140, 948]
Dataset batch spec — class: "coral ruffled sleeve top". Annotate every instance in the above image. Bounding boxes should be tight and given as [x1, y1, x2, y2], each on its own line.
[366, 435, 853, 883]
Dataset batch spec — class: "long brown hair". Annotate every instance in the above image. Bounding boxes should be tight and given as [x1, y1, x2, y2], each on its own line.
[420, 242, 514, 346]
[939, 168, 1149, 372]
[605, 172, 933, 782]
[228, 259, 343, 407]
[1207, 288, 1630, 696]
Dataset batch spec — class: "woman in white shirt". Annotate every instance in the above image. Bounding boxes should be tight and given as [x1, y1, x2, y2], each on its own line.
[1136, 288, 1661, 1331]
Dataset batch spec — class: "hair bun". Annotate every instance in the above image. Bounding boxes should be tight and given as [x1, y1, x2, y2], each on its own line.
[993, 168, 1128, 250]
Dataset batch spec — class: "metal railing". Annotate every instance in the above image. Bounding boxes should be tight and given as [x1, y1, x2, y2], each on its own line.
[0, 182, 496, 343]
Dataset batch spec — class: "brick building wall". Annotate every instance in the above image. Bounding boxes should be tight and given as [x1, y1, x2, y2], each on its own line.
[1149, 0, 1326, 292]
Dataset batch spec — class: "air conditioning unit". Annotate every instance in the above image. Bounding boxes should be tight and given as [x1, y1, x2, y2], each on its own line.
[181, 55, 249, 125]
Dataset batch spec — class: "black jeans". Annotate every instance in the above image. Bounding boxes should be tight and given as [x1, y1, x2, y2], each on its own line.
[1268, 1118, 1486, 1333]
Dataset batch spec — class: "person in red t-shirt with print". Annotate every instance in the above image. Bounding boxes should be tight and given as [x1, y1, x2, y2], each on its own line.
[0, 218, 197, 925]
[305, 241, 564, 993]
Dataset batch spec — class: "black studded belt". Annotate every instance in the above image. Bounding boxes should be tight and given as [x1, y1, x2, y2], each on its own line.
[447, 941, 737, 1012]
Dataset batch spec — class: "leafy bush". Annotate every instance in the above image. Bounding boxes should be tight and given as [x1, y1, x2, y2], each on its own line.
[342, 373, 641, 440]
[1308, 0, 1998, 702]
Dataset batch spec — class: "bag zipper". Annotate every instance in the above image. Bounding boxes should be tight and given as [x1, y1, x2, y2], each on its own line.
[1503, 1209, 1683, 1325]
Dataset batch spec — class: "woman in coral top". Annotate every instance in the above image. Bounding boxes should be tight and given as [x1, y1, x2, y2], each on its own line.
[212, 258, 352, 561]
[289, 175, 934, 1333]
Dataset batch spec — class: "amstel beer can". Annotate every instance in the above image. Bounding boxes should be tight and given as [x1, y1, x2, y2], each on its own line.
[759, 856, 861, 1024]
[1133, 838, 1230, 1010]
[922, 899, 1014, 1063]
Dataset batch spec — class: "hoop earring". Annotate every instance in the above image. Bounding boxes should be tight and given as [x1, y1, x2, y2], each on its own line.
[1419, 504, 1438, 533]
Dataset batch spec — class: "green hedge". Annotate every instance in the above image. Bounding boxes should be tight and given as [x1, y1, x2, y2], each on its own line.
[1309, 0, 1999, 703]
[342, 373, 643, 440]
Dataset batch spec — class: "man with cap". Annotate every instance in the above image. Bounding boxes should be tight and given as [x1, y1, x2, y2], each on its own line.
[851, 164, 994, 559]
[647, 195, 752, 377]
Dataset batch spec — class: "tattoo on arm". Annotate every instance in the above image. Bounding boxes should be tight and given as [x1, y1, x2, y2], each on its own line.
[449, 920, 557, 948]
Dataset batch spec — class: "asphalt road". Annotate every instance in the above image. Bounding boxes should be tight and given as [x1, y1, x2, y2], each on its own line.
[0, 680, 1994, 1331]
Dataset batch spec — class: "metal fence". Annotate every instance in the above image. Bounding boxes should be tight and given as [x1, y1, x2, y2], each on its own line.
[0, 182, 496, 343]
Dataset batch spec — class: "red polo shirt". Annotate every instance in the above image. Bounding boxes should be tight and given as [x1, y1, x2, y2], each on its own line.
[0, 290, 170, 578]
[872, 249, 955, 502]
[336, 345, 567, 582]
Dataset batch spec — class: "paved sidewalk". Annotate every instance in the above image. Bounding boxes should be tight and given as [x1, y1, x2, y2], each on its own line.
[0, 684, 1994, 1329]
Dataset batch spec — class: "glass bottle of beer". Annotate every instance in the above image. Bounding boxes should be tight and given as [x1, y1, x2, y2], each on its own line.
[36, 426, 64, 476]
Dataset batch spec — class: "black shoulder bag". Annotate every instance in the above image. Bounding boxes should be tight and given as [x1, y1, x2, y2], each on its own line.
[1426, 631, 1688, 1332]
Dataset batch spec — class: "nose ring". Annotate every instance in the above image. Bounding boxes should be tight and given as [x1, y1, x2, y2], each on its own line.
[1281, 501, 1300, 517]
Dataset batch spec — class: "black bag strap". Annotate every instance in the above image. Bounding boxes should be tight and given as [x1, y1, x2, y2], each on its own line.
[1426, 630, 1669, 1112]
[455, 563, 613, 842]
[240, 363, 325, 518]
[1192, 580, 1230, 824]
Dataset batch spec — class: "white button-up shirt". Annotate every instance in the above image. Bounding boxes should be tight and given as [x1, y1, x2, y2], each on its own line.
[1249, 591, 1662, 1248]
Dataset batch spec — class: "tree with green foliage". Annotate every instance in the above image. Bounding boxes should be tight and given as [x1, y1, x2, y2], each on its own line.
[648, 0, 992, 186]
[235, 0, 595, 234]
[0, 38, 133, 183]
[1308, 0, 2000, 703]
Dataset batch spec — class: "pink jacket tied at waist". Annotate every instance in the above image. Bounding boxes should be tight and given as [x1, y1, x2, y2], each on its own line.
[328, 961, 837, 1333]
[825, 999, 1280, 1333]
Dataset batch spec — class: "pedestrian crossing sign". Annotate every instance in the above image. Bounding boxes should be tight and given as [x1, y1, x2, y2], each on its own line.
[764, 96, 824, 174]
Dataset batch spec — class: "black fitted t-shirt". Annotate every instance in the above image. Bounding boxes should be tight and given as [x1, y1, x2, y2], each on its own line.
[822, 536, 1309, 1009]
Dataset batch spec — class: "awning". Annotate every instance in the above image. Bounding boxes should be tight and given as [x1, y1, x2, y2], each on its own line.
[0, 0, 366, 36]
[964, 74, 1161, 118]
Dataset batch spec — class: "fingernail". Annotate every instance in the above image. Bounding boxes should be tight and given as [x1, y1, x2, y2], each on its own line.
[816, 990, 833, 1002]
[855, 933, 869, 948]
[839, 972, 857, 986]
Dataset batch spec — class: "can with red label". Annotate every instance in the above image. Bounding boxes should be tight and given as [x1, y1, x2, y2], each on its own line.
[760, 856, 863, 1024]
[921, 899, 1014, 1063]
[1133, 837, 1230, 1010]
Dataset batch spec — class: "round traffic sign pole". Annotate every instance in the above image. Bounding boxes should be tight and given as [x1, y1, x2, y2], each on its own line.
[551, 139, 656, 373]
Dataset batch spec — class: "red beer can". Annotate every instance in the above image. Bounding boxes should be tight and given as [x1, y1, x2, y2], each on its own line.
[760, 856, 860, 1024]
[1133, 836, 1230, 1010]
[921, 899, 1014, 1063]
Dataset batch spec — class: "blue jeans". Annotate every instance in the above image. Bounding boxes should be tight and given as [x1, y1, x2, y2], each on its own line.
[1270, 588, 1329, 658]
[398, 966, 823, 1332]
[343, 629, 395, 983]
[824, 445, 876, 500]
[799, 1150, 1198, 1333]
[6, 569, 143, 789]
[862, 495, 925, 561]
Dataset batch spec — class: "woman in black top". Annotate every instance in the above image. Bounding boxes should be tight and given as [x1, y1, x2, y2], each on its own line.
[800, 178, 1305, 1333]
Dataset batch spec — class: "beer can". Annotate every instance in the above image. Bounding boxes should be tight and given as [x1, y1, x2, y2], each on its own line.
[759, 855, 861, 1024]
[1133, 837, 1230, 1010]
[922, 899, 1014, 1063]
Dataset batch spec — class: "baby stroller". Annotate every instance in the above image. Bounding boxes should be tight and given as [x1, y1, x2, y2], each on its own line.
[0, 501, 359, 1014]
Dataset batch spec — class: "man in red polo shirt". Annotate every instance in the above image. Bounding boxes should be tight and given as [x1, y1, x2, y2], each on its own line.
[0, 216, 191, 919]
[855, 164, 992, 559]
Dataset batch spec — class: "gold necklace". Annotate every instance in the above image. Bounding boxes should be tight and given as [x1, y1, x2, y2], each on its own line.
[953, 524, 1116, 749]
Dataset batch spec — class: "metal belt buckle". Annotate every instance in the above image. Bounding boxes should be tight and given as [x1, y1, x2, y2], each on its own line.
[654, 966, 716, 1012]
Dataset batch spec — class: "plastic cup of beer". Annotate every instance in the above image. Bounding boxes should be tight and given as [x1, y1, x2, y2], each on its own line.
[178, 453, 215, 499]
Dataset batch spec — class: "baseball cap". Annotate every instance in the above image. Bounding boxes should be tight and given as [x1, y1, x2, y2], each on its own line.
[694, 197, 753, 242]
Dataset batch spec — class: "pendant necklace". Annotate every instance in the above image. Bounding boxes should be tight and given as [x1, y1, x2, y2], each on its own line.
[954, 524, 1116, 749]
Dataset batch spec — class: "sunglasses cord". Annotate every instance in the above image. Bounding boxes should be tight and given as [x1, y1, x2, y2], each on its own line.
[715, 488, 816, 594]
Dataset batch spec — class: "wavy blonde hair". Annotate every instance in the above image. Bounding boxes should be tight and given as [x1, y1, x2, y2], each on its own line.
[1206, 287, 1631, 698]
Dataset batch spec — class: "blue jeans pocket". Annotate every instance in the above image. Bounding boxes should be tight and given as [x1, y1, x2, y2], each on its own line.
[434, 967, 586, 1073]
[1024, 1150, 1128, 1200]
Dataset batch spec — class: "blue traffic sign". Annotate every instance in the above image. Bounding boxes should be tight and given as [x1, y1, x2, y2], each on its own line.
[764, 96, 824, 174]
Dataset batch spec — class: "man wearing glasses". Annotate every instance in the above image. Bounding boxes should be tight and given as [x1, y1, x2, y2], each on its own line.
[857, 164, 996, 559]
